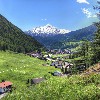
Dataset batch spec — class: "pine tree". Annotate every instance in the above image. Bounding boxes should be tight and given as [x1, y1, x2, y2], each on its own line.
[92, 1, 100, 63]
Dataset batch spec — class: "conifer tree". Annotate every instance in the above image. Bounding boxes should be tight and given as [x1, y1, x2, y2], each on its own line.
[92, 1, 100, 63]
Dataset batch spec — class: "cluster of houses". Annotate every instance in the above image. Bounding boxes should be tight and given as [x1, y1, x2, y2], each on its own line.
[48, 49, 71, 54]
[50, 60, 73, 74]
[26, 51, 89, 75]
[26, 51, 75, 75]
[26, 52, 53, 61]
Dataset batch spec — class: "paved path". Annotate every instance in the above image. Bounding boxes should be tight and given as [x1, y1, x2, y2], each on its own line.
[0, 93, 7, 99]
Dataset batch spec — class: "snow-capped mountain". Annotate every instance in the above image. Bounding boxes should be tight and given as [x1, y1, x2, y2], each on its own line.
[25, 24, 71, 36]
[25, 25, 97, 49]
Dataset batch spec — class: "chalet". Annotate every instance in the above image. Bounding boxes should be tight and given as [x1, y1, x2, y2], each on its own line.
[43, 54, 53, 61]
[50, 61, 58, 66]
[63, 62, 73, 68]
[31, 53, 41, 58]
[51, 60, 63, 68]
[43, 55, 49, 58]
[26, 52, 42, 58]
[55, 60, 63, 68]
[0, 81, 12, 94]
[55, 65, 62, 69]
[46, 58, 53, 61]
[31, 77, 45, 85]
[61, 62, 73, 74]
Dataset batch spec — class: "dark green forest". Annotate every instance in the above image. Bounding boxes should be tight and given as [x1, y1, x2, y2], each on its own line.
[71, 24, 100, 67]
[69, 2, 100, 67]
[0, 14, 43, 53]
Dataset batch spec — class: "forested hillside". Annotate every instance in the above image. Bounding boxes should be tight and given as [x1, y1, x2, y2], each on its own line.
[72, 2, 100, 65]
[0, 14, 43, 53]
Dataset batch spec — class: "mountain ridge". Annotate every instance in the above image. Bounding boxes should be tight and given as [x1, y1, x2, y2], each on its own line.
[25, 24, 71, 36]
[25, 24, 97, 49]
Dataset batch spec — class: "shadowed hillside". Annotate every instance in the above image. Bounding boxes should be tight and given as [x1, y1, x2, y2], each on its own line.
[0, 14, 44, 53]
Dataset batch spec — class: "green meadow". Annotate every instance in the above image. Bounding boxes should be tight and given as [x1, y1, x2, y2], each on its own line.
[0, 51, 100, 100]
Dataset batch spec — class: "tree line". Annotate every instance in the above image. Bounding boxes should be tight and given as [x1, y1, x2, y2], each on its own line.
[71, 1, 100, 68]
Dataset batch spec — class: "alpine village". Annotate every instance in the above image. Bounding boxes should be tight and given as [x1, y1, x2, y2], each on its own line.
[0, 1, 100, 100]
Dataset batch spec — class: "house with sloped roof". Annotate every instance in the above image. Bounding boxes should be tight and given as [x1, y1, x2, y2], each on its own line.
[61, 62, 73, 74]
[0, 81, 12, 94]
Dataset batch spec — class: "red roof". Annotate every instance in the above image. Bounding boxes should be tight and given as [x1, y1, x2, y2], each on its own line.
[0, 81, 13, 88]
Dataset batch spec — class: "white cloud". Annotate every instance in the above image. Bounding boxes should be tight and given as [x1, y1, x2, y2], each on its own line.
[82, 8, 97, 18]
[41, 18, 47, 21]
[77, 0, 89, 4]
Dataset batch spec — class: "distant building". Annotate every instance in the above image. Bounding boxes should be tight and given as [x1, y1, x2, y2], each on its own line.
[26, 52, 42, 58]
[48, 49, 71, 54]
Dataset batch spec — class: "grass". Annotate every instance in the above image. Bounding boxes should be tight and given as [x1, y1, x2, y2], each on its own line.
[0, 51, 100, 100]
[0, 51, 56, 88]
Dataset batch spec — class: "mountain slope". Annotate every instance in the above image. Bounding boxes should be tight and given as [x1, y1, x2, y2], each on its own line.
[0, 51, 99, 100]
[25, 25, 97, 49]
[0, 14, 43, 53]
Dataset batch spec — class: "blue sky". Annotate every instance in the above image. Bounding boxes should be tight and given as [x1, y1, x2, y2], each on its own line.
[0, 0, 99, 31]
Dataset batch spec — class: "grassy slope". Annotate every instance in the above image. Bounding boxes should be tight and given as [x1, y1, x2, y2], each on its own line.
[0, 51, 56, 80]
[0, 51, 100, 100]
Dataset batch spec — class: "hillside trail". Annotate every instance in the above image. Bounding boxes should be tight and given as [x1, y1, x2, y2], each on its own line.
[0, 93, 7, 100]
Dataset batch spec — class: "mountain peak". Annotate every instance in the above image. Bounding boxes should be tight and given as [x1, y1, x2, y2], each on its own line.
[45, 24, 53, 27]
[27, 24, 71, 35]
